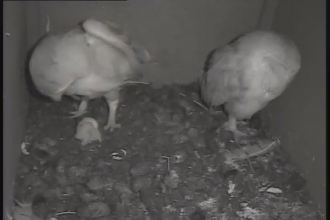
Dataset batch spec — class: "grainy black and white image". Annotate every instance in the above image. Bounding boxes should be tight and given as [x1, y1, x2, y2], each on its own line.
[4, 1, 325, 220]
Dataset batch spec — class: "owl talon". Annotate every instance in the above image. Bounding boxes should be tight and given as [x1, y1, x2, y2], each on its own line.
[233, 130, 248, 143]
[104, 123, 121, 132]
[69, 99, 88, 118]
[69, 110, 87, 118]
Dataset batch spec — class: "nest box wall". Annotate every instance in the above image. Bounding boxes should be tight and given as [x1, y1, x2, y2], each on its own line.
[267, 0, 326, 212]
[3, 1, 29, 217]
[25, 0, 270, 84]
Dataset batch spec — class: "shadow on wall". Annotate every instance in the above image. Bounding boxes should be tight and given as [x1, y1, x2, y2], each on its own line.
[27, 0, 266, 84]
[24, 38, 54, 102]
[3, 1, 29, 218]
[267, 0, 326, 212]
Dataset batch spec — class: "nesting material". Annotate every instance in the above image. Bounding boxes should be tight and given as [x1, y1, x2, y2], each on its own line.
[75, 117, 102, 146]
[224, 139, 279, 162]
[16, 84, 323, 220]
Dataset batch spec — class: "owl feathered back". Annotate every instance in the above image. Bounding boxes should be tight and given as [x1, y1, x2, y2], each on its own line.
[199, 30, 301, 112]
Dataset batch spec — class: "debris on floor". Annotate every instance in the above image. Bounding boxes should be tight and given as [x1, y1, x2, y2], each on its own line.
[14, 83, 324, 220]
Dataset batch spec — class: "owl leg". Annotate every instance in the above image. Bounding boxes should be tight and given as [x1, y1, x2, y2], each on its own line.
[103, 90, 121, 132]
[227, 115, 248, 142]
[71, 95, 82, 101]
[70, 98, 88, 118]
[237, 120, 249, 126]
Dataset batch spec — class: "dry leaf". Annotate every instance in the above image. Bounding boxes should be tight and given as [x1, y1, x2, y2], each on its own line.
[224, 139, 279, 161]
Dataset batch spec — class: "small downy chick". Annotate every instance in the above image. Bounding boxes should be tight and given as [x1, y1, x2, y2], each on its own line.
[75, 117, 102, 146]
